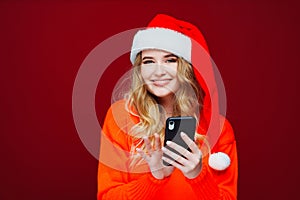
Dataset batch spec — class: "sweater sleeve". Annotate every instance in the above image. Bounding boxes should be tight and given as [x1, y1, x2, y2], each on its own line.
[186, 117, 238, 200]
[97, 102, 169, 200]
[97, 163, 169, 200]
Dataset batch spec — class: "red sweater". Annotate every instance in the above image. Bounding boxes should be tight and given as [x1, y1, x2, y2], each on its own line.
[97, 100, 238, 200]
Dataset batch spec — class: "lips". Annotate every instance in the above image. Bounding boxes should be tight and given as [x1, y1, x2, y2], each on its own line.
[151, 79, 172, 87]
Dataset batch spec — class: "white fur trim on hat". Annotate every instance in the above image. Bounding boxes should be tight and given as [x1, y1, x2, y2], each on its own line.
[130, 28, 191, 64]
[208, 152, 231, 171]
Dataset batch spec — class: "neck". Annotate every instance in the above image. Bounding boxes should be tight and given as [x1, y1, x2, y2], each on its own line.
[157, 94, 174, 115]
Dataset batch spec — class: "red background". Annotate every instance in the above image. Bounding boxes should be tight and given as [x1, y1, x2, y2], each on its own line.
[1, 0, 299, 199]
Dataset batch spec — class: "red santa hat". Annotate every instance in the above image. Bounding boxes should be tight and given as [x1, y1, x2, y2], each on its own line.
[130, 14, 209, 64]
[130, 14, 230, 171]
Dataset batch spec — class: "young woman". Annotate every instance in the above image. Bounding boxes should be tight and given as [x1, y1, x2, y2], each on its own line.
[97, 14, 238, 199]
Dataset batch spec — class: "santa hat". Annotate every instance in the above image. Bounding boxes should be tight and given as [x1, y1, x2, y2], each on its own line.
[130, 14, 230, 171]
[130, 14, 209, 64]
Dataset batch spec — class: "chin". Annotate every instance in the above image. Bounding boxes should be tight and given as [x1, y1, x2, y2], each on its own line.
[151, 90, 174, 98]
[154, 93, 172, 98]
[148, 86, 178, 98]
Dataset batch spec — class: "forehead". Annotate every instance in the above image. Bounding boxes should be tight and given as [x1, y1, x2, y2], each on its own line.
[141, 49, 175, 58]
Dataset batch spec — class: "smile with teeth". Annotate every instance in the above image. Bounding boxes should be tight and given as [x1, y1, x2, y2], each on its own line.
[151, 79, 172, 87]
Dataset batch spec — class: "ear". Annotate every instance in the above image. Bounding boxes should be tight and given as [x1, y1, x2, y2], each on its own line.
[208, 152, 231, 171]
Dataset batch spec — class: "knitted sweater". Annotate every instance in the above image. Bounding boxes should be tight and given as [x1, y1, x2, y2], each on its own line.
[97, 100, 238, 200]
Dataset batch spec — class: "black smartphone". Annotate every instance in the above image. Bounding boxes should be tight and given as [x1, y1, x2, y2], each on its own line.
[163, 116, 196, 166]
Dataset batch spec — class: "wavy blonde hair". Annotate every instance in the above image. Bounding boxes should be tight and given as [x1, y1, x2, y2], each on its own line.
[125, 52, 209, 167]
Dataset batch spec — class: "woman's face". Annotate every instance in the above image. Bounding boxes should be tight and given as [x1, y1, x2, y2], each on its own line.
[140, 49, 180, 98]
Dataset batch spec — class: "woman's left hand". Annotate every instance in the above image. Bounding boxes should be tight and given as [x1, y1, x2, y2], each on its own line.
[162, 132, 202, 179]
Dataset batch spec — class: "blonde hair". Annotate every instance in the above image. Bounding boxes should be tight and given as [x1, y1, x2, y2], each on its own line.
[125, 52, 209, 167]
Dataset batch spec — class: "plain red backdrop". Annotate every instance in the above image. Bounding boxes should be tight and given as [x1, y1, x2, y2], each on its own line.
[1, 0, 299, 199]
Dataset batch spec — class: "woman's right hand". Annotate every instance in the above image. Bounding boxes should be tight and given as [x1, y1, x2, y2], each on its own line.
[136, 133, 174, 180]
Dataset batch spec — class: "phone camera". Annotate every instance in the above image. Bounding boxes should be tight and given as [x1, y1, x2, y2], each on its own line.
[168, 121, 175, 130]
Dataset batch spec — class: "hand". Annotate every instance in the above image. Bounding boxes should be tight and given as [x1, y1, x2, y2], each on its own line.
[136, 133, 174, 180]
[162, 132, 202, 179]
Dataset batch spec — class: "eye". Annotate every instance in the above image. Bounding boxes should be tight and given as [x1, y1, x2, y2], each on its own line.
[142, 60, 155, 64]
[166, 58, 178, 63]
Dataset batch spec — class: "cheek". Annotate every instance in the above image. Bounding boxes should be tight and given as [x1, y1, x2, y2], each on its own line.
[140, 66, 153, 80]
[172, 71, 181, 89]
[167, 65, 178, 76]
[140, 68, 147, 81]
[173, 77, 181, 91]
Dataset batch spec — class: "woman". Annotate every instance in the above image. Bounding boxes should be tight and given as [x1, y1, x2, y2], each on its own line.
[97, 14, 238, 199]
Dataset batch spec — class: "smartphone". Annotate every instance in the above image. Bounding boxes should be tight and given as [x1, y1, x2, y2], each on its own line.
[163, 116, 196, 166]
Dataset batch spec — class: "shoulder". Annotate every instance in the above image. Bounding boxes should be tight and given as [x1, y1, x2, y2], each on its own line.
[106, 99, 138, 118]
[214, 115, 236, 147]
[203, 115, 236, 153]
[106, 99, 127, 114]
[102, 100, 138, 150]
[102, 99, 139, 137]
[104, 100, 134, 123]
[104, 99, 129, 126]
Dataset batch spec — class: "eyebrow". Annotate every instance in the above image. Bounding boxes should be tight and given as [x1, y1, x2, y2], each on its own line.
[142, 56, 153, 60]
[142, 54, 178, 60]
[164, 54, 178, 58]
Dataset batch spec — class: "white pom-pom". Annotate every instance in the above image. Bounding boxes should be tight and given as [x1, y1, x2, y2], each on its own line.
[208, 152, 231, 171]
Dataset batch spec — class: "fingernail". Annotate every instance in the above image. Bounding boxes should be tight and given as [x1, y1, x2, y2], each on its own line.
[166, 141, 171, 145]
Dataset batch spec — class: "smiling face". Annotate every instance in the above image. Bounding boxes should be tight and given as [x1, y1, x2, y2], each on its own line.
[141, 49, 180, 99]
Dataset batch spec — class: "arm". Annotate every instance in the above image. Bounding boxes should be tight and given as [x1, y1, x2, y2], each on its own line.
[97, 103, 170, 199]
[97, 163, 169, 200]
[186, 118, 238, 199]
[162, 117, 238, 199]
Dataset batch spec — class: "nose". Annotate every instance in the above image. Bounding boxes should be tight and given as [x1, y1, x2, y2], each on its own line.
[154, 64, 166, 76]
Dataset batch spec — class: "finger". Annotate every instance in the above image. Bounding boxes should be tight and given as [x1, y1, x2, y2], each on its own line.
[136, 148, 149, 162]
[143, 137, 153, 154]
[162, 146, 188, 166]
[166, 140, 193, 159]
[154, 133, 162, 150]
[180, 132, 200, 154]
[163, 165, 174, 172]
[162, 156, 175, 166]
[162, 156, 185, 172]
